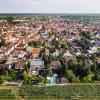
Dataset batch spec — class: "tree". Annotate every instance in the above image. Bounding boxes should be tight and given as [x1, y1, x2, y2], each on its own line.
[52, 38, 60, 49]
[55, 66, 66, 75]
[8, 69, 17, 81]
[22, 71, 32, 84]
[42, 52, 49, 65]
[80, 31, 91, 39]
[0, 76, 5, 84]
[67, 60, 77, 72]
[59, 54, 66, 65]
[76, 62, 91, 79]
[24, 62, 30, 73]
[83, 73, 94, 82]
[0, 39, 6, 47]
[61, 43, 69, 50]
[6, 16, 14, 24]
[91, 53, 97, 61]
[28, 40, 42, 47]
[66, 70, 74, 78]
[94, 74, 100, 81]
[81, 39, 90, 50]
[66, 70, 79, 82]
[38, 76, 46, 83]
[91, 63, 97, 72]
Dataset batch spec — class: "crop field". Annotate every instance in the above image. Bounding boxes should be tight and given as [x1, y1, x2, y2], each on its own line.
[19, 83, 100, 99]
[0, 83, 100, 100]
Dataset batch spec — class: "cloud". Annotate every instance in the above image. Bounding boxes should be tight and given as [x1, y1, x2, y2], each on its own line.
[0, 0, 100, 13]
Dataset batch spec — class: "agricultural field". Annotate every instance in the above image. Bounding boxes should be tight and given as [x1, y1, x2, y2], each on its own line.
[0, 83, 100, 100]
[0, 88, 16, 100]
[19, 83, 100, 100]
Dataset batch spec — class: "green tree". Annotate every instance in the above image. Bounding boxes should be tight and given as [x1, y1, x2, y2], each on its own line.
[76, 62, 91, 78]
[67, 60, 78, 72]
[38, 76, 46, 83]
[91, 53, 97, 61]
[0, 76, 5, 84]
[61, 43, 69, 50]
[80, 31, 91, 39]
[42, 53, 49, 64]
[52, 38, 60, 49]
[66, 70, 79, 82]
[91, 63, 97, 72]
[0, 39, 6, 47]
[28, 40, 42, 47]
[94, 74, 100, 81]
[22, 71, 32, 84]
[83, 73, 94, 82]
[6, 16, 14, 24]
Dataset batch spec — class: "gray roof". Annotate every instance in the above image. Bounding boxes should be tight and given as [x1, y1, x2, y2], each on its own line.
[31, 60, 44, 66]
[0, 64, 9, 69]
[30, 59, 44, 68]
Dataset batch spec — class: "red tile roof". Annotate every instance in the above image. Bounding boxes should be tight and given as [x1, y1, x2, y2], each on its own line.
[32, 48, 40, 54]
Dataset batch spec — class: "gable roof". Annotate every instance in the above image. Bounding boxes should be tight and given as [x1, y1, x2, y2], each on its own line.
[32, 48, 40, 54]
[31, 59, 44, 66]
[50, 61, 61, 67]
[0, 64, 10, 69]
[15, 61, 26, 69]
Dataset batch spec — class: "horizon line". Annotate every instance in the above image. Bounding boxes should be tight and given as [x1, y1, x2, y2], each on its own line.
[0, 13, 100, 15]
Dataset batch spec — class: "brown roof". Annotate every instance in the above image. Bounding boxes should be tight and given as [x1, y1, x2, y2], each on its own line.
[32, 48, 40, 54]
[60, 76, 69, 84]
[15, 61, 26, 69]
[64, 55, 77, 62]
[97, 58, 100, 63]
[50, 61, 61, 67]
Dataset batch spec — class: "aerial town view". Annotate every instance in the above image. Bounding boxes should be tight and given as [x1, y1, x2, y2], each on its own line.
[0, 0, 100, 100]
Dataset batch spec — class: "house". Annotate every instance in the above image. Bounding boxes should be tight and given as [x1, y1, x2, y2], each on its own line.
[0, 56, 7, 64]
[40, 32, 49, 39]
[63, 50, 72, 57]
[5, 45, 15, 56]
[47, 73, 59, 84]
[45, 48, 50, 56]
[30, 59, 44, 75]
[89, 45, 97, 51]
[16, 43, 28, 50]
[26, 46, 33, 52]
[63, 55, 77, 62]
[87, 45, 97, 54]
[94, 32, 100, 40]
[0, 47, 6, 55]
[32, 48, 40, 58]
[51, 49, 59, 57]
[0, 46, 14, 56]
[96, 58, 100, 64]
[18, 50, 26, 58]
[0, 64, 12, 75]
[15, 61, 26, 70]
[50, 73, 59, 84]
[72, 48, 81, 56]
[50, 60, 61, 70]
[60, 76, 69, 84]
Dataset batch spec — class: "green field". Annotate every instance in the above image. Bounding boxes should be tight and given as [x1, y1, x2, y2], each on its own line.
[0, 83, 100, 100]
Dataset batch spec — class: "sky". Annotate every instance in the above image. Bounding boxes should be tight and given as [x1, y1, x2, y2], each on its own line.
[0, 0, 100, 13]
